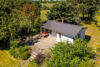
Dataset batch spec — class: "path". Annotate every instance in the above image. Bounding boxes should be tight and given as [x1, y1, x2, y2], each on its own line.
[19, 35, 57, 67]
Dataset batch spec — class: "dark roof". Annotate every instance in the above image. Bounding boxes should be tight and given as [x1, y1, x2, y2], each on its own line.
[41, 20, 85, 38]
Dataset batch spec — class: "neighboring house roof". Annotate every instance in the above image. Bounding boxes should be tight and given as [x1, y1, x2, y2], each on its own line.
[41, 20, 86, 38]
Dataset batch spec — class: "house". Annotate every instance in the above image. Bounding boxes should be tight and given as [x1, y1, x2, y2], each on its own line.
[40, 20, 86, 43]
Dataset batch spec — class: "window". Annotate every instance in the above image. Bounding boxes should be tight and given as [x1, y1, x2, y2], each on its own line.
[78, 33, 81, 38]
[59, 33, 61, 38]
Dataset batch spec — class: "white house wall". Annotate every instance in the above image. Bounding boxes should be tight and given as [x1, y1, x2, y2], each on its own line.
[56, 33, 61, 42]
[56, 33, 74, 43]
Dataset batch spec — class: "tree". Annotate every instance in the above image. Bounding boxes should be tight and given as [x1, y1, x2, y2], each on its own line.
[47, 39, 94, 67]
[47, 2, 75, 24]
[20, 3, 40, 22]
[0, 0, 41, 49]
[68, 0, 100, 20]
[19, 3, 41, 33]
[94, 10, 100, 30]
[18, 18, 32, 37]
[0, 0, 40, 41]
[0, 0, 33, 9]
[0, 9, 32, 40]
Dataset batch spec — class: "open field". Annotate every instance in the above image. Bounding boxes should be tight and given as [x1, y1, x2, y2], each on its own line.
[0, 50, 20, 67]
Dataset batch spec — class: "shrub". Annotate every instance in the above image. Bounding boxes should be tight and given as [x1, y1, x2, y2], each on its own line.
[19, 51, 30, 60]
[10, 40, 19, 48]
[9, 48, 19, 58]
[79, 60, 95, 67]
[17, 46, 31, 60]
[9, 45, 31, 60]
[34, 53, 45, 64]
[28, 61, 40, 67]
[9, 40, 19, 58]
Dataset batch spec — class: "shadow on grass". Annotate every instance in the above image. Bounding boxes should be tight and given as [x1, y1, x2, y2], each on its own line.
[85, 35, 91, 42]
[81, 17, 93, 24]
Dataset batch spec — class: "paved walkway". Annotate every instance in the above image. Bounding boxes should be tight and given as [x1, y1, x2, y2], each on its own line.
[19, 35, 57, 67]
[29, 35, 57, 61]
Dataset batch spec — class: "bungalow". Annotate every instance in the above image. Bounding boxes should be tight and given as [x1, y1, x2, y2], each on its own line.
[40, 20, 86, 43]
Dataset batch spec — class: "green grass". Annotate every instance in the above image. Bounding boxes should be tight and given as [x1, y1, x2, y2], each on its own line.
[0, 50, 20, 67]
[82, 22, 100, 50]
[27, 61, 40, 67]
[40, 10, 49, 21]
[82, 22, 100, 67]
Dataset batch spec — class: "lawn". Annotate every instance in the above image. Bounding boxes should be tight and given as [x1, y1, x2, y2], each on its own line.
[27, 61, 40, 67]
[82, 22, 100, 67]
[82, 22, 100, 50]
[0, 50, 20, 67]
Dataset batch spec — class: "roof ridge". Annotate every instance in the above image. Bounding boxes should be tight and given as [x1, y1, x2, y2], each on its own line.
[48, 20, 83, 28]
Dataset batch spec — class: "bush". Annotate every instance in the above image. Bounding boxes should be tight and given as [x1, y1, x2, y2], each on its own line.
[9, 48, 19, 58]
[79, 60, 95, 67]
[9, 45, 31, 60]
[10, 40, 19, 48]
[19, 51, 30, 60]
[34, 53, 45, 64]
[28, 61, 40, 67]
[17, 46, 31, 60]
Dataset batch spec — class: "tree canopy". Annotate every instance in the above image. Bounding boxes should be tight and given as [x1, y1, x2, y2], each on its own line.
[94, 10, 100, 29]
[0, 0, 40, 49]
[47, 2, 75, 24]
[47, 0, 100, 24]
[47, 39, 94, 67]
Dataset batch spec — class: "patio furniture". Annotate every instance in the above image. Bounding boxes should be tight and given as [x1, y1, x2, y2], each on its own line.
[41, 32, 48, 37]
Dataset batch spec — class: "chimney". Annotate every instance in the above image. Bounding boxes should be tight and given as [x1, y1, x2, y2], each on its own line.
[62, 18, 64, 23]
